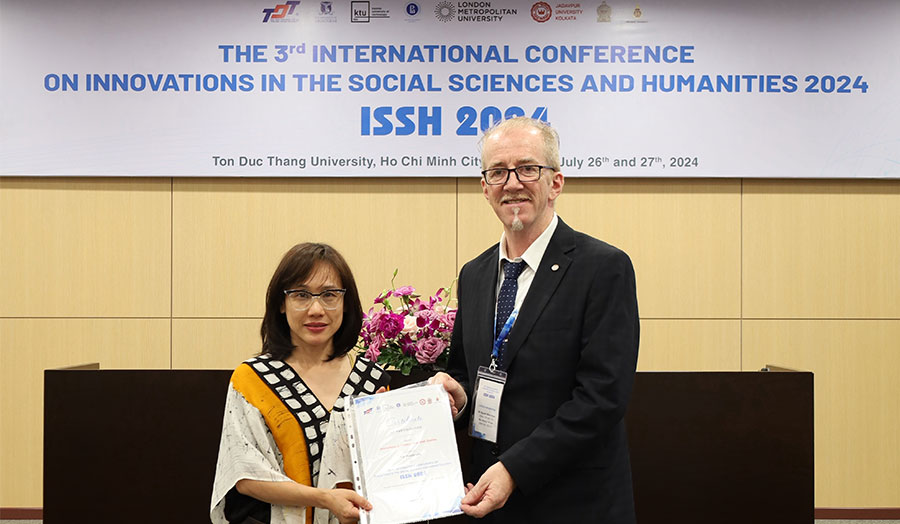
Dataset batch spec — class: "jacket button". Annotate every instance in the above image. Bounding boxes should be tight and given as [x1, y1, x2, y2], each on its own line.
[491, 445, 500, 456]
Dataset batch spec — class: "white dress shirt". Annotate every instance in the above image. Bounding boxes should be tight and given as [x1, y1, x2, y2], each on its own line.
[495, 213, 559, 317]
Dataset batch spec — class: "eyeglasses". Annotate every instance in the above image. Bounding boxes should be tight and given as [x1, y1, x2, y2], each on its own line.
[481, 165, 554, 185]
[283, 288, 346, 310]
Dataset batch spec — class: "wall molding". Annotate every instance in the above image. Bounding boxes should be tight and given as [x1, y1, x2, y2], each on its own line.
[816, 507, 900, 519]
[0, 507, 43, 519]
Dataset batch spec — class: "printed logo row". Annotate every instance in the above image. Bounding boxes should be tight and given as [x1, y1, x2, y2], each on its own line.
[262, 1, 646, 24]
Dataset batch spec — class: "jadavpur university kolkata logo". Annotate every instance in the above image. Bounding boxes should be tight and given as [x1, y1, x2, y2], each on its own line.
[531, 2, 552, 22]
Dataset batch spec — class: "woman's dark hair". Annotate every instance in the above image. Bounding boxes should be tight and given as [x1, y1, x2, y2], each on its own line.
[260, 243, 363, 361]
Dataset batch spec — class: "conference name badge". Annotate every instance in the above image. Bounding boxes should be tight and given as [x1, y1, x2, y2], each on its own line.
[468, 366, 507, 443]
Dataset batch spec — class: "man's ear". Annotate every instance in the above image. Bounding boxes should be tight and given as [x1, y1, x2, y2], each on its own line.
[548, 171, 565, 202]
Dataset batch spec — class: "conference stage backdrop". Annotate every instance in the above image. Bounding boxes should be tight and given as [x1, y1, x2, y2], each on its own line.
[1, 0, 898, 178]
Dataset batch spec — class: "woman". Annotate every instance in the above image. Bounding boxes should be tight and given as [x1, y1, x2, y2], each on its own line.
[211, 243, 391, 524]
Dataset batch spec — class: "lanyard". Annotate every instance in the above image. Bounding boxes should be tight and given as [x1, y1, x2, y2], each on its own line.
[491, 308, 518, 372]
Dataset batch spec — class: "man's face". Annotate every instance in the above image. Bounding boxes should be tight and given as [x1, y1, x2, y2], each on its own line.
[481, 126, 563, 235]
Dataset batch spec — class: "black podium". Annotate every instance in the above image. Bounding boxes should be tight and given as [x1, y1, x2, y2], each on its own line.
[44, 367, 812, 523]
[626, 370, 813, 524]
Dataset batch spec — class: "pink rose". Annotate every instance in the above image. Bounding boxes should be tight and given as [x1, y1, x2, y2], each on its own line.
[401, 315, 418, 336]
[415, 337, 448, 365]
[364, 337, 383, 361]
[442, 309, 456, 328]
[377, 311, 405, 339]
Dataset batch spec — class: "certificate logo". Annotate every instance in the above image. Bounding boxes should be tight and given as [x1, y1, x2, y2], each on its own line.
[531, 2, 552, 22]
[320, 1, 332, 14]
[434, 1, 455, 22]
[262, 1, 301, 23]
[596, 0, 611, 22]
[633, 3, 642, 18]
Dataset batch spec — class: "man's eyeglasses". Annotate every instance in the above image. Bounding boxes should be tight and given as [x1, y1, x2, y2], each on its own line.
[283, 289, 346, 310]
[481, 165, 554, 185]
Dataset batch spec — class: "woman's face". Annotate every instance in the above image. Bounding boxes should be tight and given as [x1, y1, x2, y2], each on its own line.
[281, 262, 344, 354]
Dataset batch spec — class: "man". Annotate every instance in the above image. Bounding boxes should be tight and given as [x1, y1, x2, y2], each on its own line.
[434, 117, 640, 522]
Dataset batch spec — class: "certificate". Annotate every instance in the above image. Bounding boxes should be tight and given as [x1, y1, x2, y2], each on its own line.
[346, 384, 465, 524]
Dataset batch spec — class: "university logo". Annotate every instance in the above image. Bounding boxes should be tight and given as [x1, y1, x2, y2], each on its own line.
[351, 1, 390, 22]
[351, 1, 370, 22]
[596, 0, 611, 22]
[316, 0, 337, 22]
[403, 2, 422, 22]
[531, 2, 552, 22]
[434, 1, 455, 22]
[262, 0, 300, 22]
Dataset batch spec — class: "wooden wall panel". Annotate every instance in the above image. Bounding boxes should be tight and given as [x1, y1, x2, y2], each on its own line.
[172, 178, 458, 318]
[0, 178, 171, 317]
[0, 319, 170, 506]
[743, 180, 900, 318]
[458, 178, 741, 319]
[455, 177, 503, 269]
[172, 318, 260, 370]
[743, 320, 900, 507]
[638, 320, 741, 371]
[2, 175, 899, 510]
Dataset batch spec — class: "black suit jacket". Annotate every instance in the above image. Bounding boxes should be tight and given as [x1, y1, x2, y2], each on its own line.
[447, 218, 639, 523]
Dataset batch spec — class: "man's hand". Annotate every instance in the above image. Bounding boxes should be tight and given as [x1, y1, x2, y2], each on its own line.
[460, 461, 516, 518]
[429, 372, 467, 418]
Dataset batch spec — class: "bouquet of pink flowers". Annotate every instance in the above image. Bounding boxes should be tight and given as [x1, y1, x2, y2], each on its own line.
[358, 271, 456, 375]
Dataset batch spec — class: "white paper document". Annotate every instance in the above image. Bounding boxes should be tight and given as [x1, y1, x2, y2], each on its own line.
[346, 383, 465, 524]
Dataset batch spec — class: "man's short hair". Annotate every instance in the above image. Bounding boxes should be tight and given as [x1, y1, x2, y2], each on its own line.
[479, 117, 561, 171]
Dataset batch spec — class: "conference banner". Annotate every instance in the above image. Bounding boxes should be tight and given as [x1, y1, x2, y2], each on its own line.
[1, 0, 898, 178]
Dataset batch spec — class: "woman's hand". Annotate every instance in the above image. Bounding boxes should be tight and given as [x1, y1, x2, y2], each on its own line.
[324, 488, 372, 524]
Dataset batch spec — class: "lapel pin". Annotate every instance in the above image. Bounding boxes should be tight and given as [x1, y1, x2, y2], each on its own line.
[551, 264, 559, 271]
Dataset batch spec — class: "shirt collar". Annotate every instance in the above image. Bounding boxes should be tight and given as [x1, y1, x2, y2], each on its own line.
[498, 213, 559, 273]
